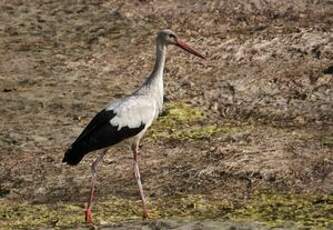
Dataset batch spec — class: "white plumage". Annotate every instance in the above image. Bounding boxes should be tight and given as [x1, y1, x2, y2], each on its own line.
[107, 96, 157, 130]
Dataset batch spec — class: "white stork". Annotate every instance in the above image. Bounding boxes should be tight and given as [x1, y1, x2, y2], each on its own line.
[63, 29, 205, 223]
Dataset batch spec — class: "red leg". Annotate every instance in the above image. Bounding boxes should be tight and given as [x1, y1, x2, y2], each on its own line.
[85, 149, 107, 224]
[132, 143, 149, 219]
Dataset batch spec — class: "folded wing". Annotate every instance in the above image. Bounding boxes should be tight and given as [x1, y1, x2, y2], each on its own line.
[63, 96, 156, 165]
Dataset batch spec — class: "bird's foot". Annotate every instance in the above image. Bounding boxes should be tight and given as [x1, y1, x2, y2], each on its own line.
[85, 208, 93, 224]
[143, 209, 149, 219]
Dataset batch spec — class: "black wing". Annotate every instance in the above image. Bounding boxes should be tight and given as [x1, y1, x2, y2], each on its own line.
[63, 109, 145, 165]
[74, 109, 117, 145]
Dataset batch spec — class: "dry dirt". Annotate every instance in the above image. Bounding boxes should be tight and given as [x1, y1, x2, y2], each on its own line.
[0, 0, 333, 229]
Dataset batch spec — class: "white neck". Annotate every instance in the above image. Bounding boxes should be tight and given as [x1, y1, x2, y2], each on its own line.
[137, 40, 166, 93]
[147, 41, 166, 84]
[133, 40, 166, 113]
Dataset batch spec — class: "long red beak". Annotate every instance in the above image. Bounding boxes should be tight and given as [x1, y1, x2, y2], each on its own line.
[176, 39, 206, 60]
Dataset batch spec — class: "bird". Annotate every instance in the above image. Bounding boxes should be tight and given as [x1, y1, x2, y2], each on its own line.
[62, 29, 205, 224]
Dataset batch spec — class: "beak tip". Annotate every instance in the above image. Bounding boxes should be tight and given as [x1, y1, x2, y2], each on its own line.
[176, 39, 206, 61]
[198, 54, 206, 60]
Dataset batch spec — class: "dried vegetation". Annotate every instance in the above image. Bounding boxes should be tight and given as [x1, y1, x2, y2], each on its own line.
[0, 0, 332, 229]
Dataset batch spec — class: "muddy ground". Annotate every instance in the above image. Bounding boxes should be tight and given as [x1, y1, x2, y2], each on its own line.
[0, 0, 332, 229]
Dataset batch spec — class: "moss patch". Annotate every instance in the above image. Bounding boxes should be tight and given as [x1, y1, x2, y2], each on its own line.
[0, 201, 82, 229]
[159, 102, 204, 124]
[0, 195, 231, 229]
[148, 102, 239, 141]
[1, 192, 332, 229]
[229, 192, 333, 229]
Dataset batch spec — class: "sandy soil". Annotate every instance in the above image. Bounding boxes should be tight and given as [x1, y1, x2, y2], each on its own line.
[0, 0, 332, 229]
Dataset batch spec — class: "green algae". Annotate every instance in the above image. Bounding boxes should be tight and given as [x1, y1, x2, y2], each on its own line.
[229, 192, 333, 229]
[0, 195, 230, 229]
[1, 192, 332, 229]
[0, 202, 82, 229]
[156, 102, 204, 126]
[148, 102, 236, 141]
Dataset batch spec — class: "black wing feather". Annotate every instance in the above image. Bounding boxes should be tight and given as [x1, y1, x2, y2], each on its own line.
[74, 109, 117, 144]
[63, 109, 145, 165]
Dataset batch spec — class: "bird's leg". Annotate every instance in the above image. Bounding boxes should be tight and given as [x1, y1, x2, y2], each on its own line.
[85, 149, 107, 224]
[132, 142, 149, 219]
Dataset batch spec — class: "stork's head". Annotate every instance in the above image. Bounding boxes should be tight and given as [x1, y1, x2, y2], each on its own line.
[157, 29, 205, 59]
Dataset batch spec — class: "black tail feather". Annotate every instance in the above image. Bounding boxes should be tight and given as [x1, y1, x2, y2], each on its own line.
[62, 145, 88, 166]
